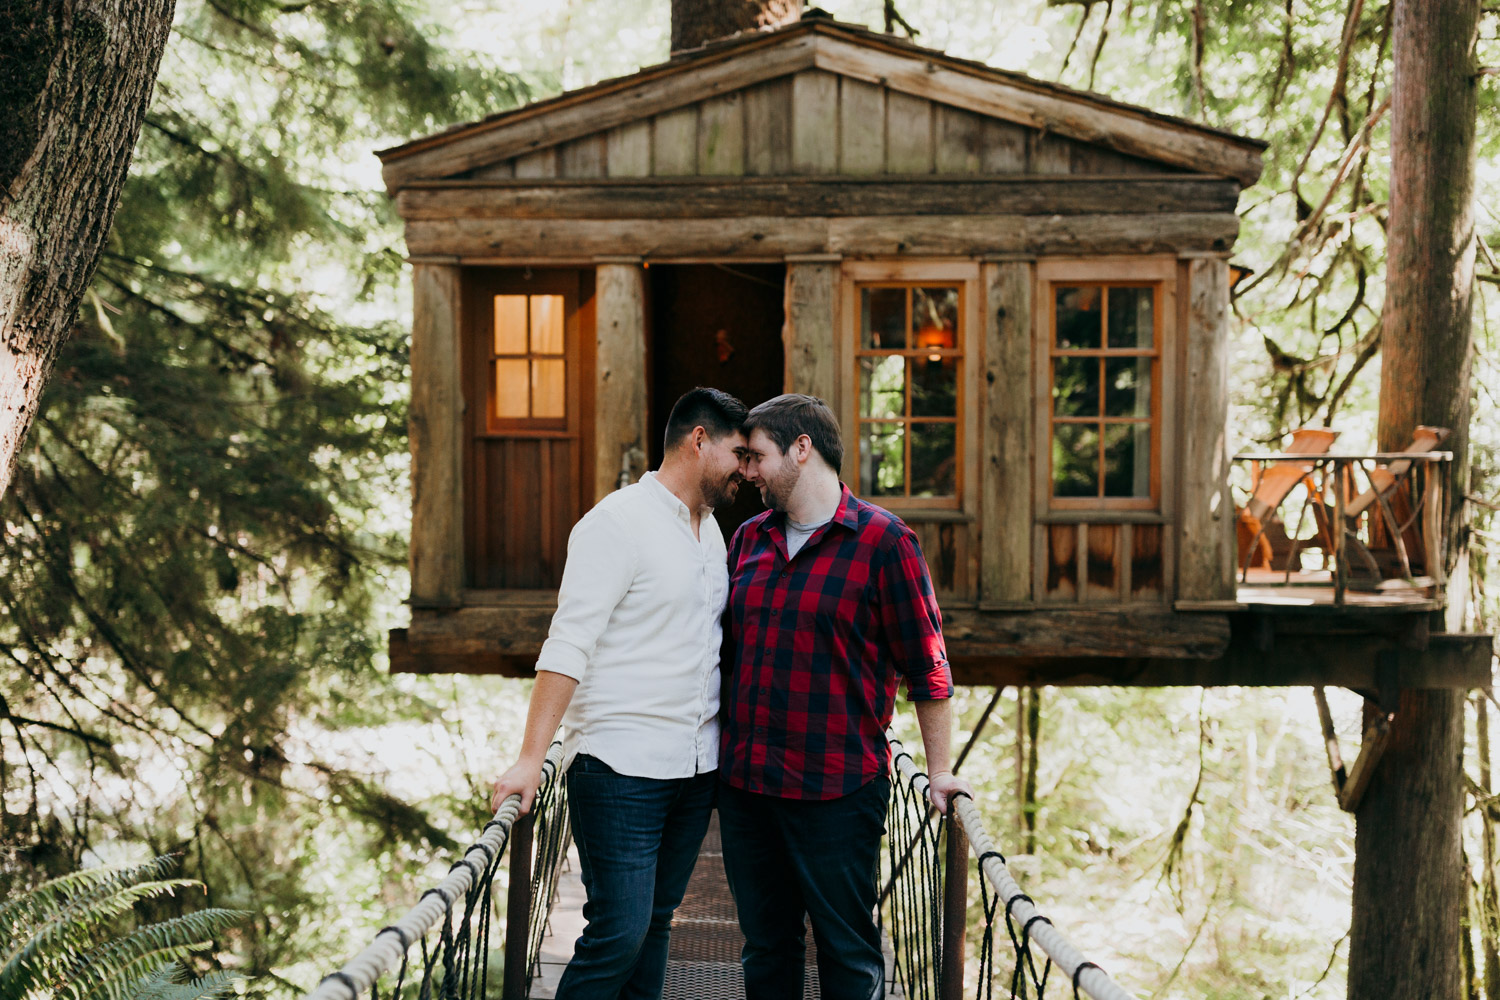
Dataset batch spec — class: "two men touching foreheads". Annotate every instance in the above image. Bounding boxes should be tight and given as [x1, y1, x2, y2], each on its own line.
[492, 388, 970, 1000]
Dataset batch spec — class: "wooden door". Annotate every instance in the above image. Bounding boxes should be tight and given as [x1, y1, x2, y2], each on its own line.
[463, 268, 594, 590]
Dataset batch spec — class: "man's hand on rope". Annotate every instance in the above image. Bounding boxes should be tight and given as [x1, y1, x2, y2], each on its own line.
[926, 770, 974, 816]
[490, 758, 544, 815]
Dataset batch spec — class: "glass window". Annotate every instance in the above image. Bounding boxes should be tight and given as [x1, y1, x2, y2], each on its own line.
[490, 294, 567, 425]
[1050, 284, 1157, 504]
[855, 284, 961, 503]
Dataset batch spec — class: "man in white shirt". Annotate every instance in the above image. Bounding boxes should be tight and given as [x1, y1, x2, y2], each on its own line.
[490, 387, 748, 1000]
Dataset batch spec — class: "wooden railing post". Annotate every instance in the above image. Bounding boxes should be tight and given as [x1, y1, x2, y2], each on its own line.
[503, 812, 536, 1000]
[941, 810, 968, 1000]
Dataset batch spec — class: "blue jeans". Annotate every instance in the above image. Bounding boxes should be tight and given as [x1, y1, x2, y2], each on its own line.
[718, 777, 891, 1000]
[556, 755, 715, 1000]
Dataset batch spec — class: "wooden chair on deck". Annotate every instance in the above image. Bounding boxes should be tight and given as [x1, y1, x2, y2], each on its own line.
[1236, 427, 1340, 572]
[1337, 425, 1449, 583]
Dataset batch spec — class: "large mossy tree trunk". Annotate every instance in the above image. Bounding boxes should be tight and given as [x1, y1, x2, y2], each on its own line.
[0, 1, 175, 500]
[669, 0, 801, 54]
[1348, 1, 1480, 997]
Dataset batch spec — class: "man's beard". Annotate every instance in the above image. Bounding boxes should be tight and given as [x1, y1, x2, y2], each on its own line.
[760, 460, 800, 513]
[701, 469, 741, 509]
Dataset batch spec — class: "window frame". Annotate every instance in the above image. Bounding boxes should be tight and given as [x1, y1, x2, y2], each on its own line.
[480, 284, 580, 438]
[841, 260, 980, 515]
[1034, 257, 1177, 515]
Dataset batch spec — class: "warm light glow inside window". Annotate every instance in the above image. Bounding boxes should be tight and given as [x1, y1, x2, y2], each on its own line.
[491, 294, 566, 423]
[855, 284, 961, 501]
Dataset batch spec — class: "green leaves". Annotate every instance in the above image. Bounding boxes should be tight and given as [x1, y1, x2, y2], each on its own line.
[0, 856, 246, 1000]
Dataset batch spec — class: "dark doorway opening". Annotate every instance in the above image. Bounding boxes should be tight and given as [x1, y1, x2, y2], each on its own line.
[649, 263, 786, 542]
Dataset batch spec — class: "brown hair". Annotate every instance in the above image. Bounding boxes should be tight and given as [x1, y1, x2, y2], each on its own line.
[743, 394, 844, 470]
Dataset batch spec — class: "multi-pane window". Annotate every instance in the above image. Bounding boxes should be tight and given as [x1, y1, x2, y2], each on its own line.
[855, 284, 962, 504]
[490, 294, 566, 427]
[1050, 284, 1158, 505]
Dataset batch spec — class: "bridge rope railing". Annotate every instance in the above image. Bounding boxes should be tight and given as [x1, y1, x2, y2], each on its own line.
[305, 740, 570, 1000]
[884, 736, 1137, 1000]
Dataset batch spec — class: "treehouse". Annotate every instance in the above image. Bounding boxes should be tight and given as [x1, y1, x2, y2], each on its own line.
[377, 14, 1490, 691]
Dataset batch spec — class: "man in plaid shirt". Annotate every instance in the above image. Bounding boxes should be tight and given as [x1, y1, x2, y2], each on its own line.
[719, 393, 972, 1000]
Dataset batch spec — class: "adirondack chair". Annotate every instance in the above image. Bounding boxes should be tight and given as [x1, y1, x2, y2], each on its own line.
[1236, 427, 1340, 571]
[1339, 425, 1450, 581]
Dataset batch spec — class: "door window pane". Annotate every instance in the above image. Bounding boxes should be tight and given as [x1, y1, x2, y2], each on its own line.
[494, 360, 529, 418]
[860, 423, 905, 497]
[531, 359, 566, 418]
[861, 288, 908, 349]
[494, 295, 528, 354]
[912, 287, 958, 352]
[530, 294, 565, 354]
[1055, 286, 1102, 349]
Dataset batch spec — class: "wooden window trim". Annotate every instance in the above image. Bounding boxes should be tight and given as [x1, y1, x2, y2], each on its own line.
[1034, 257, 1176, 515]
[840, 261, 980, 515]
[484, 291, 578, 435]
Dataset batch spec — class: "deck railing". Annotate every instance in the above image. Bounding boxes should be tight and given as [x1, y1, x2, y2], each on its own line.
[1231, 449, 1452, 606]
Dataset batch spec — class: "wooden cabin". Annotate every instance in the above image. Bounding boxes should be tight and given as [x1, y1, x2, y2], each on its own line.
[378, 15, 1490, 690]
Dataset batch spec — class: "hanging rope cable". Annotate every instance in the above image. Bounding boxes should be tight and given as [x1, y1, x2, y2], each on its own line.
[888, 736, 1138, 1000]
[305, 741, 568, 1000]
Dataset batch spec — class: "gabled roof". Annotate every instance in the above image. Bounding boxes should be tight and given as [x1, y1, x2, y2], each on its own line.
[377, 16, 1266, 193]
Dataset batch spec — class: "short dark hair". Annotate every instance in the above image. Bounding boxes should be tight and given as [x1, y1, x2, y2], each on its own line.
[743, 394, 844, 470]
[663, 387, 748, 451]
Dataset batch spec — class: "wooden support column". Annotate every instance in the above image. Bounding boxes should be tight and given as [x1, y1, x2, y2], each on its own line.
[1176, 256, 1235, 602]
[941, 812, 969, 1000]
[593, 259, 648, 504]
[981, 258, 1033, 606]
[781, 255, 841, 405]
[409, 263, 465, 607]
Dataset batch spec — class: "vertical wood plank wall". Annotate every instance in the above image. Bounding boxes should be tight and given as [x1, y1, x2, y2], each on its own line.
[478, 71, 1176, 180]
[1177, 256, 1235, 602]
[409, 264, 465, 607]
[981, 259, 1033, 606]
[593, 261, 649, 505]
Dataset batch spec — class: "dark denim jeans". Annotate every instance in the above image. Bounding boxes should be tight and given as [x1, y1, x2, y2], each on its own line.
[718, 776, 891, 1000]
[556, 754, 715, 1000]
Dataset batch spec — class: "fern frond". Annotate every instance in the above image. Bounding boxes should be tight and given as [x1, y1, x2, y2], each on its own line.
[67, 909, 249, 1000]
[0, 857, 180, 944]
[128, 965, 242, 1000]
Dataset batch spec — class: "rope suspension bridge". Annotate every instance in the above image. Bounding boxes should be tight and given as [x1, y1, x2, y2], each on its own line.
[306, 737, 1134, 1000]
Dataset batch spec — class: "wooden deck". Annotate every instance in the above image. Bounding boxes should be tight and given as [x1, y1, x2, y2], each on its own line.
[530, 812, 902, 998]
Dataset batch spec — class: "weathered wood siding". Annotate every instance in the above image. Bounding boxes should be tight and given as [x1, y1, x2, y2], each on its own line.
[466, 71, 1183, 181]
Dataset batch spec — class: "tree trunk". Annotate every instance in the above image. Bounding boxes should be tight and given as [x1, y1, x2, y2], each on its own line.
[670, 0, 801, 54]
[0, 1, 175, 500]
[1349, 2, 1479, 997]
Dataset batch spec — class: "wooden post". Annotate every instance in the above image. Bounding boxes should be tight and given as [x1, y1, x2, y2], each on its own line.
[1176, 256, 1234, 603]
[941, 811, 968, 1000]
[593, 259, 648, 505]
[409, 263, 466, 607]
[980, 259, 1033, 606]
[503, 812, 536, 1000]
[781, 255, 841, 405]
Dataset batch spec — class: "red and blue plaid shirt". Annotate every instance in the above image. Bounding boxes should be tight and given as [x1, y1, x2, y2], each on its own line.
[719, 484, 953, 800]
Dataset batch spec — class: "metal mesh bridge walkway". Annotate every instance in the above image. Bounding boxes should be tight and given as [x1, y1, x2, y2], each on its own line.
[305, 739, 1135, 1000]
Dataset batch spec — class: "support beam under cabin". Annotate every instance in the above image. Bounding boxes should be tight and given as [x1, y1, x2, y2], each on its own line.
[409, 263, 465, 607]
[980, 257, 1033, 607]
[1176, 255, 1235, 604]
[593, 259, 649, 503]
[782, 254, 841, 404]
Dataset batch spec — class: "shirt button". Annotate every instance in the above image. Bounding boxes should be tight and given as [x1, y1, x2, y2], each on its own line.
[754, 726, 768, 735]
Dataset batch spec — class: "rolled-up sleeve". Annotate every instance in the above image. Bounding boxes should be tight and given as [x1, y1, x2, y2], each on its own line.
[877, 529, 953, 701]
[535, 507, 637, 681]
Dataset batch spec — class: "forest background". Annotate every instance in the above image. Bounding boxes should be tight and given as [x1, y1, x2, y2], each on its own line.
[2, 0, 1499, 997]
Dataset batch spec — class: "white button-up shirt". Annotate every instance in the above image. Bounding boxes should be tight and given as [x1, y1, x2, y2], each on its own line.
[537, 472, 729, 779]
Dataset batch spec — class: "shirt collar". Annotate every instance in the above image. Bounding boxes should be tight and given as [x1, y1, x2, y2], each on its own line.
[642, 470, 713, 523]
[763, 483, 860, 538]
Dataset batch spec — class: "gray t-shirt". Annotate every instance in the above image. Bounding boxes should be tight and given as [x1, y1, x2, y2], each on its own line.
[785, 516, 831, 559]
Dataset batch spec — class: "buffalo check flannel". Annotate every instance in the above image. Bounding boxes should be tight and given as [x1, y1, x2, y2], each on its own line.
[718, 484, 954, 800]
